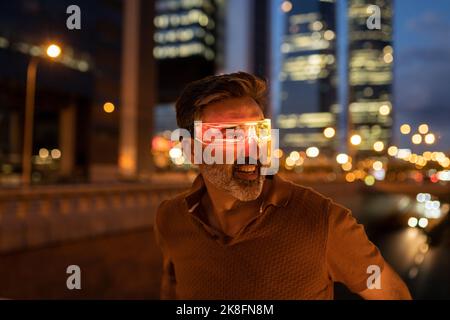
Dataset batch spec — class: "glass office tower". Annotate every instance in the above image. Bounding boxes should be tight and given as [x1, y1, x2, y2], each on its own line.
[348, 0, 393, 157]
[276, 0, 338, 155]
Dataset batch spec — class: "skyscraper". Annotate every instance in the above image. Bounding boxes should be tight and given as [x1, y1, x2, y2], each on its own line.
[274, 0, 338, 155]
[348, 0, 393, 157]
[154, 0, 218, 103]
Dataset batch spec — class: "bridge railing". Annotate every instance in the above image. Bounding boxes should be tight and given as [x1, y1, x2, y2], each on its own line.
[0, 182, 190, 254]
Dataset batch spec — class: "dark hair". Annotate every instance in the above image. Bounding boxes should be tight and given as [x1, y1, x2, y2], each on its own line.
[175, 72, 268, 134]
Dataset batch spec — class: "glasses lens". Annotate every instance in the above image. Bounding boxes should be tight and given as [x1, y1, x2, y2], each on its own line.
[195, 119, 272, 144]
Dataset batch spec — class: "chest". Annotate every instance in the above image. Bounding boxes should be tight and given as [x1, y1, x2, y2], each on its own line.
[167, 209, 330, 299]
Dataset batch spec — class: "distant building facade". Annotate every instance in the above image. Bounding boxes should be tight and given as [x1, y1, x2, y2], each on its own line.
[348, 0, 394, 157]
[274, 0, 338, 155]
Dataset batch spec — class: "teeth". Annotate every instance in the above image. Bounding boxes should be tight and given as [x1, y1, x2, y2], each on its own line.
[236, 165, 256, 172]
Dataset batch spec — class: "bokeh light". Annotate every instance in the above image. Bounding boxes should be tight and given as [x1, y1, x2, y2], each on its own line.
[281, 1, 292, 12]
[103, 102, 115, 113]
[400, 124, 411, 135]
[424, 133, 435, 144]
[323, 127, 335, 138]
[306, 147, 319, 158]
[418, 124, 429, 135]
[412, 134, 422, 144]
[350, 134, 362, 145]
[373, 141, 384, 152]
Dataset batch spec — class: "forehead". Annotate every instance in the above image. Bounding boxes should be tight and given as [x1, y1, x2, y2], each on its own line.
[201, 97, 264, 123]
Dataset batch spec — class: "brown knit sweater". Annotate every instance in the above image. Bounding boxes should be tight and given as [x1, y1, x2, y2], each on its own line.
[154, 174, 385, 299]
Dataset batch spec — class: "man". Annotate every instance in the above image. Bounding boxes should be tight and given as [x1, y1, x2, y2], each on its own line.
[154, 72, 411, 300]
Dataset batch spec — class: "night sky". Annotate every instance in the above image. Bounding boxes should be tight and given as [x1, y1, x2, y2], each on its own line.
[394, 0, 450, 151]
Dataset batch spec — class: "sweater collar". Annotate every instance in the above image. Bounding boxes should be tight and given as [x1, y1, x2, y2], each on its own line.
[184, 174, 207, 213]
[184, 173, 293, 213]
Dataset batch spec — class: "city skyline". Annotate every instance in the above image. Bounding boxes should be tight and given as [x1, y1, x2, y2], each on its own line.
[0, 0, 449, 181]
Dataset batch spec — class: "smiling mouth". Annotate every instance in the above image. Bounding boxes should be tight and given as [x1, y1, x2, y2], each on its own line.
[233, 158, 260, 179]
[234, 164, 258, 174]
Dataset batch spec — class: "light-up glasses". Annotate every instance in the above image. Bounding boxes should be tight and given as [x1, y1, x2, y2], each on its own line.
[193, 118, 272, 145]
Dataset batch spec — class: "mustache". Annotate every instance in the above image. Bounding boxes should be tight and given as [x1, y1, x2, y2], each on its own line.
[233, 157, 261, 166]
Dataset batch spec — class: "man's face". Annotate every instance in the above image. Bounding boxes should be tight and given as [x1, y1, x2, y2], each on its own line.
[197, 97, 266, 202]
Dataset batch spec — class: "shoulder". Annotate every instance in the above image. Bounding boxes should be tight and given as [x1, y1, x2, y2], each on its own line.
[154, 190, 190, 232]
[274, 177, 344, 246]
[279, 175, 350, 221]
[282, 177, 331, 211]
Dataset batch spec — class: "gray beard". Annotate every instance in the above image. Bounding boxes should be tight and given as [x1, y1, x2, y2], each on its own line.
[199, 163, 265, 202]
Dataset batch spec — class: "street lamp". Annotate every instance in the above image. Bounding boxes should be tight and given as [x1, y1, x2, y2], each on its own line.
[22, 43, 61, 186]
[46, 44, 61, 58]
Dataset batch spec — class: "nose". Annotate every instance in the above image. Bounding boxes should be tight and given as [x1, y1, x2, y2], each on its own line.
[245, 135, 258, 157]
[238, 127, 259, 163]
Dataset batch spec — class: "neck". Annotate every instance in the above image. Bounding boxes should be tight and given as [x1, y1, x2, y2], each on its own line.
[202, 175, 271, 216]
[203, 176, 240, 215]
[200, 175, 271, 237]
